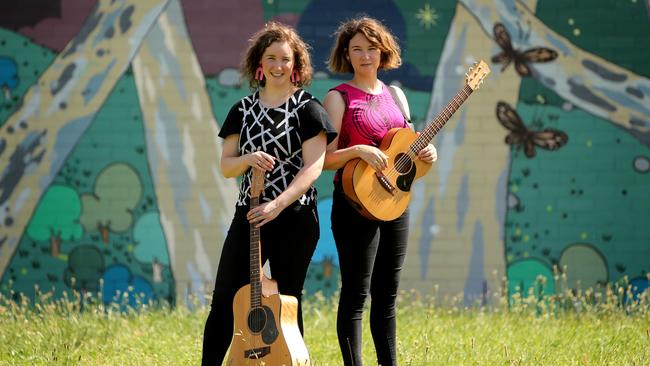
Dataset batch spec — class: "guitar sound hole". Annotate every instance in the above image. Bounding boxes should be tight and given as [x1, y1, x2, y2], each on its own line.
[394, 153, 413, 174]
[247, 307, 267, 333]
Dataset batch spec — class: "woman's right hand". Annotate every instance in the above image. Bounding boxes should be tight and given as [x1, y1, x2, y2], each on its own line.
[356, 145, 388, 171]
[247, 151, 275, 172]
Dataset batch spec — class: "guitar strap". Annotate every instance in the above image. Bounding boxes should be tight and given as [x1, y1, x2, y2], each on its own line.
[387, 84, 411, 124]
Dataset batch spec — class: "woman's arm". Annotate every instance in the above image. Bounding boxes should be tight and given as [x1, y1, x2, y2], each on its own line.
[390, 86, 439, 164]
[220, 134, 276, 178]
[389, 84, 412, 127]
[247, 132, 327, 226]
[322, 90, 389, 171]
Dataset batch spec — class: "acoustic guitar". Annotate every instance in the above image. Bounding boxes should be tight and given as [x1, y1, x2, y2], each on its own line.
[227, 168, 311, 366]
[342, 60, 490, 221]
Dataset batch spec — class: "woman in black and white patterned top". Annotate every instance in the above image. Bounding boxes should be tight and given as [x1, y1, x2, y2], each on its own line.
[201, 22, 336, 365]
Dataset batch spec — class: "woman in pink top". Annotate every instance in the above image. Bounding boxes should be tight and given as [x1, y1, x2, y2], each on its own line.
[323, 17, 437, 366]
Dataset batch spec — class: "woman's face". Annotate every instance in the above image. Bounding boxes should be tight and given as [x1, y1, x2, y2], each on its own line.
[260, 41, 295, 88]
[347, 32, 381, 75]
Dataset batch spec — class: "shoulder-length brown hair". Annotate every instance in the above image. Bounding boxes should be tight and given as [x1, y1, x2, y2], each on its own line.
[327, 16, 402, 74]
[241, 22, 313, 90]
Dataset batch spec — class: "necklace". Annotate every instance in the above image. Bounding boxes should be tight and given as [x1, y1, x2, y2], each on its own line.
[349, 80, 382, 94]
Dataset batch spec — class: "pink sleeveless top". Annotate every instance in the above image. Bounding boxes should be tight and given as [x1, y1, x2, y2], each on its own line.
[334, 82, 407, 148]
[332, 82, 408, 181]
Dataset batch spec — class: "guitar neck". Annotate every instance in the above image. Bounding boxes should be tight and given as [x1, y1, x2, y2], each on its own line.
[249, 196, 262, 308]
[411, 84, 473, 153]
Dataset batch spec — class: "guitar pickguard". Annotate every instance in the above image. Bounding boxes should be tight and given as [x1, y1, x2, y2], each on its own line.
[247, 305, 279, 344]
[396, 164, 416, 192]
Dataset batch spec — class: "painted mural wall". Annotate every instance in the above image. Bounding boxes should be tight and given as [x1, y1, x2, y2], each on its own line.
[0, 0, 648, 306]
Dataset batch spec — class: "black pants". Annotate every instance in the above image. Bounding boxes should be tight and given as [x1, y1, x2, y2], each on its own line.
[201, 203, 319, 366]
[331, 187, 409, 366]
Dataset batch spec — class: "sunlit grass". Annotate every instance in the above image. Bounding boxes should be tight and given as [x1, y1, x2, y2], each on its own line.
[1, 275, 648, 365]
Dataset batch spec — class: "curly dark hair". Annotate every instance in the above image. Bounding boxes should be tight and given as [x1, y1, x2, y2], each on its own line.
[327, 16, 402, 74]
[241, 22, 313, 90]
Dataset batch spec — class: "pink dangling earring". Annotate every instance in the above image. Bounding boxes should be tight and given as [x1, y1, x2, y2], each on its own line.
[290, 70, 300, 84]
[255, 66, 264, 81]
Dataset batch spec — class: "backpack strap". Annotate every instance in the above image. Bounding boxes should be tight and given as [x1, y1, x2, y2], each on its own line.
[387, 84, 411, 124]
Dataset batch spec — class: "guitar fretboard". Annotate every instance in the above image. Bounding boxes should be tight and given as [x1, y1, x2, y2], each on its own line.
[410, 84, 473, 153]
[249, 196, 262, 308]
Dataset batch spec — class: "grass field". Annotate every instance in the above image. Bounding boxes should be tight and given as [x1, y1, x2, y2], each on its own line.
[1, 283, 649, 365]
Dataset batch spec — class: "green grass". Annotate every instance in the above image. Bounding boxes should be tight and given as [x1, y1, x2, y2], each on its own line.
[1, 283, 649, 366]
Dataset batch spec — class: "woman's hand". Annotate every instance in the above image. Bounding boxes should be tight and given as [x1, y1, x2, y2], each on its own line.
[246, 151, 275, 172]
[418, 143, 438, 164]
[247, 199, 284, 227]
[357, 145, 389, 171]
[247, 132, 327, 228]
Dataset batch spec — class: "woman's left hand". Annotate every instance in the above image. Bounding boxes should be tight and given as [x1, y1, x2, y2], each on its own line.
[247, 200, 284, 227]
[418, 143, 438, 164]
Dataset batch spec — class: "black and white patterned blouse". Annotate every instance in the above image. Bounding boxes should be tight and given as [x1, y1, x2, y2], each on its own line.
[218, 89, 337, 207]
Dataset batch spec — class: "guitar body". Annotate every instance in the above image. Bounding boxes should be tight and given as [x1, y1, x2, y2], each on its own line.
[341, 60, 490, 221]
[227, 277, 310, 366]
[226, 168, 311, 365]
[342, 128, 431, 221]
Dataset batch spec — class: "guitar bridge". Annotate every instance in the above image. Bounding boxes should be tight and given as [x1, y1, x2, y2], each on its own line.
[375, 172, 396, 195]
[244, 346, 271, 359]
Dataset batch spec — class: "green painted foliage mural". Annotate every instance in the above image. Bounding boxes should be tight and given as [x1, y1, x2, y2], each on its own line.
[80, 163, 143, 242]
[26, 185, 82, 257]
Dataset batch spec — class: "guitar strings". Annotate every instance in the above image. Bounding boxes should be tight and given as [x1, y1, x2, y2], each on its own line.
[251, 172, 264, 355]
[390, 88, 468, 174]
[382, 86, 472, 181]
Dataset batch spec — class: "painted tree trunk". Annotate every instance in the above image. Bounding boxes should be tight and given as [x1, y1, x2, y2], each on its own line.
[403, 0, 519, 303]
[131, 0, 238, 303]
[0, 0, 170, 279]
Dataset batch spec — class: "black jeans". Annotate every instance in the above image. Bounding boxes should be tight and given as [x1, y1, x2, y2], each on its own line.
[331, 187, 409, 366]
[201, 203, 319, 366]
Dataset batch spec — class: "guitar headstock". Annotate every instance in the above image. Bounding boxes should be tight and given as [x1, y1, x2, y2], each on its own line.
[251, 168, 265, 199]
[465, 60, 490, 91]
